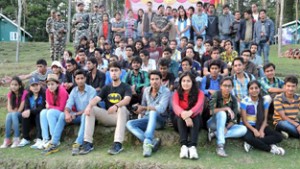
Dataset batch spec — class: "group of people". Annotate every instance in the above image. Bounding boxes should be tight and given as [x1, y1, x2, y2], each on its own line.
[1, 1, 298, 160]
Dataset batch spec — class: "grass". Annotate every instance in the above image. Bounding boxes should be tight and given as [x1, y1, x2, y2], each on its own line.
[0, 42, 300, 168]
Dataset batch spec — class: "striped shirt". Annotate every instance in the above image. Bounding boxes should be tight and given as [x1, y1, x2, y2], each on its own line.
[240, 96, 271, 126]
[273, 93, 300, 125]
[232, 72, 255, 101]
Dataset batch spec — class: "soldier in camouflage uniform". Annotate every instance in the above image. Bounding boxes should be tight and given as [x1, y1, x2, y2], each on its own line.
[89, 4, 102, 42]
[72, 2, 89, 49]
[46, 10, 56, 60]
[53, 12, 67, 61]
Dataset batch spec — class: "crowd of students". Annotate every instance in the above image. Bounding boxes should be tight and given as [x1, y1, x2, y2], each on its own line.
[0, 1, 298, 160]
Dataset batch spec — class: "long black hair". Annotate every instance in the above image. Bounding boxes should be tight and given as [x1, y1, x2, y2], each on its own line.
[137, 8, 144, 23]
[9, 76, 25, 110]
[177, 72, 199, 110]
[178, 6, 188, 21]
[247, 80, 264, 130]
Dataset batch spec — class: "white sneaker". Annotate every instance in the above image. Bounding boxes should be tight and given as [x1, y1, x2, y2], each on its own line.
[37, 140, 49, 150]
[188, 146, 199, 160]
[30, 139, 42, 149]
[270, 144, 285, 155]
[281, 131, 289, 139]
[11, 137, 20, 148]
[244, 142, 252, 153]
[18, 138, 31, 147]
[179, 145, 189, 159]
[0, 138, 11, 148]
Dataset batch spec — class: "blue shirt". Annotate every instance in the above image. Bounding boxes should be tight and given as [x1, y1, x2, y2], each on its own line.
[105, 69, 127, 85]
[201, 75, 221, 98]
[169, 59, 179, 78]
[66, 84, 96, 112]
[179, 60, 201, 73]
[232, 72, 256, 100]
[191, 13, 208, 35]
[141, 85, 171, 117]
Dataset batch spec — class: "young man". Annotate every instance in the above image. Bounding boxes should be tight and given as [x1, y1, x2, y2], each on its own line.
[218, 4, 234, 41]
[169, 40, 181, 63]
[151, 5, 171, 40]
[220, 40, 238, 70]
[142, 1, 154, 38]
[72, 2, 89, 49]
[201, 40, 213, 67]
[76, 49, 88, 70]
[206, 4, 219, 41]
[177, 36, 188, 52]
[67, 70, 97, 155]
[51, 61, 65, 83]
[192, 1, 208, 42]
[194, 36, 206, 57]
[148, 38, 163, 63]
[158, 58, 175, 91]
[250, 43, 264, 77]
[237, 50, 258, 78]
[140, 49, 156, 72]
[253, 9, 275, 64]
[201, 60, 222, 98]
[114, 38, 127, 61]
[44, 70, 96, 155]
[203, 47, 228, 77]
[121, 45, 135, 71]
[162, 47, 179, 78]
[238, 10, 254, 53]
[273, 75, 300, 138]
[251, 3, 259, 21]
[104, 55, 127, 85]
[231, 57, 255, 103]
[124, 57, 150, 106]
[86, 57, 106, 94]
[207, 77, 247, 157]
[179, 47, 201, 76]
[230, 11, 241, 54]
[64, 58, 80, 93]
[126, 70, 171, 157]
[81, 62, 132, 155]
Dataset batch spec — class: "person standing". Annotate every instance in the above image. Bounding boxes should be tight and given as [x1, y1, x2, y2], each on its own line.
[46, 10, 56, 60]
[253, 9, 275, 64]
[151, 5, 171, 40]
[251, 3, 259, 22]
[72, 2, 89, 49]
[89, 4, 102, 42]
[238, 10, 254, 53]
[218, 4, 234, 41]
[191, 2, 208, 42]
[53, 12, 67, 61]
[230, 11, 241, 54]
[206, 4, 219, 41]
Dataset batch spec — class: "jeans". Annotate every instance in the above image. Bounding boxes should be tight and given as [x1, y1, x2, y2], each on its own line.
[240, 41, 251, 53]
[232, 39, 240, 54]
[126, 111, 165, 145]
[176, 114, 201, 147]
[5, 112, 21, 138]
[47, 110, 81, 145]
[220, 34, 231, 41]
[75, 114, 86, 145]
[40, 109, 50, 140]
[258, 42, 270, 64]
[275, 120, 300, 138]
[207, 111, 247, 145]
[243, 126, 282, 152]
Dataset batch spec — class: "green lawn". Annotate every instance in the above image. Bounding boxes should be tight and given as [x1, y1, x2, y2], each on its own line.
[0, 42, 300, 169]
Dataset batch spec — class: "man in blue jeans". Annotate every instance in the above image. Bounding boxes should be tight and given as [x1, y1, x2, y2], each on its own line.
[43, 69, 96, 155]
[207, 77, 247, 157]
[126, 70, 171, 157]
[253, 9, 274, 64]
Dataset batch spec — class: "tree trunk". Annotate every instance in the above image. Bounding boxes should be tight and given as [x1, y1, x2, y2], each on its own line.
[261, 0, 267, 9]
[275, 0, 280, 32]
[66, 0, 71, 43]
[278, 0, 284, 58]
[16, 0, 22, 62]
[296, 0, 299, 44]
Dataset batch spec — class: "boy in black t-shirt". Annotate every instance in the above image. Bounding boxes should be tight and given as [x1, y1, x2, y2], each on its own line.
[80, 62, 132, 155]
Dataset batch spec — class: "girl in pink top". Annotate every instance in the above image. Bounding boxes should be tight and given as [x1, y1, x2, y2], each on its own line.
[1, 77, 28, 148]
[39, 74, 68, 152]
[172, 72, 204, 160]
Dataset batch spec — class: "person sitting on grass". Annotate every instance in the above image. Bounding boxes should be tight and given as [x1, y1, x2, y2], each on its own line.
[18, 77, 46, 149]
[126, 70, 171, 157]
[51, 61, 66, 83]
[273, 75, 300, 139]
[0, 77, 28, 148]
[241, 80, 284, 155]
[203, 47, 228, 77]
[86, 57, 106, 94]
[104, 55, 127, 85]
[158, 58, 175, 91]
[201, 60, 222, 99]
[81, 62, 132, 155]
[172, 72, 205, 160]
[64, 58, 80, 93]
[64, 70, 96, 156]
[207, 77, 247, 157]
[40, 74, 69, 154]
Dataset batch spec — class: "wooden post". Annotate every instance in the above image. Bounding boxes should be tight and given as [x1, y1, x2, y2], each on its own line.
[296, 0, 299, 44]
[66, 0, 72, 43]
[278, 0, 284, 58]
[16, 0, 22, 63]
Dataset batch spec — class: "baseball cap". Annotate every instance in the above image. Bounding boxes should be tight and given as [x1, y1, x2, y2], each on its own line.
[51, 61, 63, 68]
[29, 77, 39, 86]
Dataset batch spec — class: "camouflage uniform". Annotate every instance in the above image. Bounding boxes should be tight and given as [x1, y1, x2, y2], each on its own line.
[89, 12, 102, 42]
[53, 19, 67, 61]
[72, 12, 89, 49]
[46, 17, 55, 60]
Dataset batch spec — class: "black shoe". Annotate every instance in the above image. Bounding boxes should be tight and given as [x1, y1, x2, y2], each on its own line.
[152, 138, 161, 153]
[79, 142, 94, 155]
[108, 142, 123, 155]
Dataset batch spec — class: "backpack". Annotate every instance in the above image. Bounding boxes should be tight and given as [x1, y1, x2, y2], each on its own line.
[205, 74, 223, 90]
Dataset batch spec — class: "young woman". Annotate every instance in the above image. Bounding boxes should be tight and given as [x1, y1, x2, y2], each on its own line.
[241, 80, 285, 155]
[76, 36, 88, 52]
[136, 8, 144, 40]
[175, 7, 191, 44]
[133, 40, 144, 56]
[39, 74, 69, 153]
[125, 9, 137, 39]
[98, 13, 112, 42]
[97, 35, 106, 51]
[86, 39, 97, 58]
[18, 77, 46, 148]
[127, 37, 134, 46]
[1, 77, 28, 148]
[172, 72, 205, 159]
[61, 50, 72, 69]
